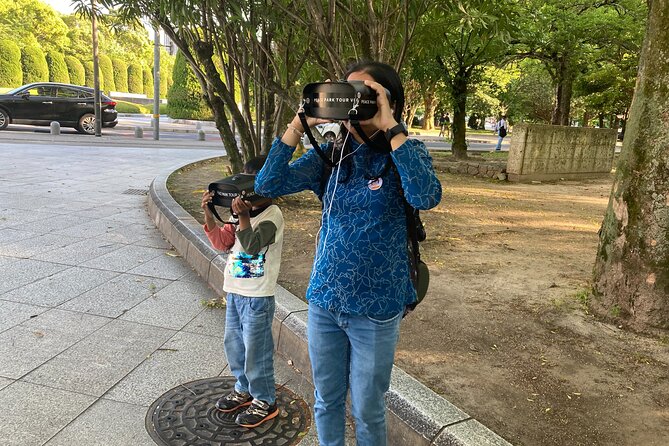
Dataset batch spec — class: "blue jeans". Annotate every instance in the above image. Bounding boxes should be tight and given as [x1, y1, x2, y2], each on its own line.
[224, 293, 276, 404]
[495, 134, 504, 150]
[307, 303, 402, 446]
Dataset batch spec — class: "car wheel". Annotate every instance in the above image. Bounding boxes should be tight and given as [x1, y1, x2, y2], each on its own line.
[323, 131, 336, 142]
[0, 109, 9, 130]
[77, 113, 96, 135]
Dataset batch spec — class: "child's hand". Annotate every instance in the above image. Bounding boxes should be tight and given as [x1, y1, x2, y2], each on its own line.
[201, 191, 214, 214]
[231, 196, 252, 216]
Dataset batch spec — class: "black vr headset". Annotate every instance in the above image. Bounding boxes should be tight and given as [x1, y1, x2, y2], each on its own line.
[299, 81, 393, 166]
[207, 173, 264, 222]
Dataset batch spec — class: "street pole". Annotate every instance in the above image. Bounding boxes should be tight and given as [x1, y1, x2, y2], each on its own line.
[91, 0, 102, 137]
[153, 27, 160, 140]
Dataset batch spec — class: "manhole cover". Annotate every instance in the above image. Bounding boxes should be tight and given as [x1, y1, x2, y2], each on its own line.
[146, 377, 311, 446]
[123, 188, 149, 195]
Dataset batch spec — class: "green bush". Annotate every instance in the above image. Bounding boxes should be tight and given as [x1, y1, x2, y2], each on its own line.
[127, 63, 143, 94]
[46, 51, 70, 83]
[115, 100, 150, 114]
[112, 58, 128, 93]
[65, 56, 85, 86]
[167, 51, 212, 120]
[0, 40, 22, 87]
[99, 55, 114, 92]
[143, 67, 153, 98]
[83, 61, 94, 87]
[21, 44, 48, 84]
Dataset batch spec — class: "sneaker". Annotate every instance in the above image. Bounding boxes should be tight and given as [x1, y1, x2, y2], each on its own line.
[215, 390, 253, 413]
[235, 399, 279, 428]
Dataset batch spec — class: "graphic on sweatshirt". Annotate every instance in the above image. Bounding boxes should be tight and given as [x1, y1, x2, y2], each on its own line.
[230, 252, 266, 278]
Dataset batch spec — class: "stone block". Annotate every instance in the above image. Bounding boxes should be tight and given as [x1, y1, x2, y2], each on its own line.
[433, 419, 512, 446]
[277, 311, 311, 379]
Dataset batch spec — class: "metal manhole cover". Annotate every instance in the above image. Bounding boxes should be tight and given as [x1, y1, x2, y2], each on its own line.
[123, 188, 149, 195]
[146, 377, 311, 446]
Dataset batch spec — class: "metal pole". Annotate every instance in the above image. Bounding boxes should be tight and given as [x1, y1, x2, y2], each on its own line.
[153, 27, 160, 140]
[91, 0, 102, 137]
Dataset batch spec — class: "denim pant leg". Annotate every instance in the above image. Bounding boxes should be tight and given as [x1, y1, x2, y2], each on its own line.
[347, 311, 402, 446]
[307, 303, 350, 446]
[224, 293, 276, 404]
[224, 293, 249, 394]
[495, 135, 504, 150]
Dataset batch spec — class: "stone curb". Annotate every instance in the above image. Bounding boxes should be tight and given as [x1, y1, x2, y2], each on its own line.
[148, 157, 513, 446]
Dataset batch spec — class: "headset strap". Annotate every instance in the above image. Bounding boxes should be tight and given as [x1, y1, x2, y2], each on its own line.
[298, 111, 336, 168]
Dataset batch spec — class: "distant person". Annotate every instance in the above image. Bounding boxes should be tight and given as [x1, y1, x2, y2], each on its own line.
[495, 115, 508, 151]
[438, 112, 450, 138]
[201, 156, 284, 428]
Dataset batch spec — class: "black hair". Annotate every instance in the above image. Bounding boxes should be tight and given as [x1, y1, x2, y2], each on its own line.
[244, 156, 267, 174]
[329, 60, 405, 184]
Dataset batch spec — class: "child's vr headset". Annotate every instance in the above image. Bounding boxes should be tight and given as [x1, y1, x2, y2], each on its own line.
[207, 173, 264, 222]
[301, 81, 391, 121]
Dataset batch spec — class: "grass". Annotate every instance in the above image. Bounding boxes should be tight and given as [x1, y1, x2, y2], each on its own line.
[114, 100, 168, 115]
[0, 87, 11, 93]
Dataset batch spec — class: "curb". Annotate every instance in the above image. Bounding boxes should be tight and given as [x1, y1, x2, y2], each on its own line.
[148, 157, 513, 446]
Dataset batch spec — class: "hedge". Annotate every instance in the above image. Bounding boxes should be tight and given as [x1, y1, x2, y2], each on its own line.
[65, 56, 85, 86]
[98, 55, 114, 92]
[127, 63, 143, 94]
[143, 67, 153, 98]
[21, 44, 49, 84]
[46, 51, 70, 84]
[167, 51, 212, 120]
[83, 60, 94, 87]
[112, 58, 128, 93]
[0, 40, 22, 87]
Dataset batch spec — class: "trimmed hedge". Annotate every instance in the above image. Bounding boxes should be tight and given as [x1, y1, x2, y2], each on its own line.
[0, 40, 22, 87]
[127, 63, 143, 94]
[167, 51, 211, 120]
[99, 55, 114, 92]
[112, 58, 128, 93]
[46, 51, 70, 83]
[21, 44, 49, 84]
[160, 63, 169, 98]
[83, 60, 95, 87]
[65, 56, 85, 86]
[143, 67, 153, 98]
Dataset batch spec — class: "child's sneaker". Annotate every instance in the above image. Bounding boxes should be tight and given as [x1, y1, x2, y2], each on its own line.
[235, 399, 279, 428]
[215, 390, 253, 413]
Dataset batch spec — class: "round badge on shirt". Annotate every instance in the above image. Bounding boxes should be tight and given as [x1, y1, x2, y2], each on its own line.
[368, 177, 383, 190]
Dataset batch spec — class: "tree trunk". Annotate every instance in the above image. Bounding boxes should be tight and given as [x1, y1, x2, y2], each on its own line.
[551, 56, 573, 126]
[598, 113, 605, 129]
[451, 70, 468, 159]
[422, 91, 437, 130]
[592, 0, 669, 332]
[583, 110, 591, 127]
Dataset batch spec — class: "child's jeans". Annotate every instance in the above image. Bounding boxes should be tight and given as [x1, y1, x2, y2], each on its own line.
[224, 293, 276, 404]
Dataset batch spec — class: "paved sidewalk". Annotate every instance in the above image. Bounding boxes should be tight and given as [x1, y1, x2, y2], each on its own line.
[0, 140, 325, 445]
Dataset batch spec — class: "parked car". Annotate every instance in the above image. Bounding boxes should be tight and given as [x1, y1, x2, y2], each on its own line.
[0, 82, 118, 135]
[302, 122, 341, 145]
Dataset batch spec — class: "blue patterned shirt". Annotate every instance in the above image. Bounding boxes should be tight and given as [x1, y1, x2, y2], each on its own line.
[255, 137, 442, 318]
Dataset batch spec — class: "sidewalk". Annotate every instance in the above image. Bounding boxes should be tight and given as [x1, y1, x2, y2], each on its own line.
[0, 139, 332, 445]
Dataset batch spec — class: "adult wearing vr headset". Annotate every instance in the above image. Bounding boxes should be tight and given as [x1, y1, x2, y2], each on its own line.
[255, 61, 442, 446]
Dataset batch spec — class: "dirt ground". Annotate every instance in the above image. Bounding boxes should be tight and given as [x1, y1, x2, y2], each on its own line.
[168, 155, 669, 446]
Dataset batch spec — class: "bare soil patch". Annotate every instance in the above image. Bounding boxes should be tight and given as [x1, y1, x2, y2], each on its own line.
[168, 155, 669, 446]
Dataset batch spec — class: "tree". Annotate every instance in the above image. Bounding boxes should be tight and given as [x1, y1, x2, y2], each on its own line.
[21, 44, 48, 83]
[0, 0, 70, 53]
[46, 51, 70, 83]
[65, 55, 85, 85]
[428, 0, 515, 158]
[83, 60, 95, 87]
[0, 39, 22, 87]
[127, 63, 143, 94]
[142, 66, 153, 98]
[592, 0, 669, 331]
[112, 58, 128, 92]
[502, 59, 553, 123]
[98, 54, 114, 91]
[167, 51, 211, 120]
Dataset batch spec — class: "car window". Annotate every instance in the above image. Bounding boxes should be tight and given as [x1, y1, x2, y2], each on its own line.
[78, 90, 94, 99]
[56, 87, 81, 98]
[24, 86, 57, 97]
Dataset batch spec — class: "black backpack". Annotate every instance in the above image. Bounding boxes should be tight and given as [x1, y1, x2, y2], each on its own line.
[499, 122, 507, 137]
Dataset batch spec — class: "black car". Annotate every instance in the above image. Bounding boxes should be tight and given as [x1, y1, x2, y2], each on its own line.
[0, 82, 118, 135]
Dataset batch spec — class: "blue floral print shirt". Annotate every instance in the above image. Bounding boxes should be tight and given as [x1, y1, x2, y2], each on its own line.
[255, 136, 442, 318]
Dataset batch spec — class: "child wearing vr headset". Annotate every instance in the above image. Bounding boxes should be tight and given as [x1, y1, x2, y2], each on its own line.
[255, 61, 442, 446]
[200, 156, 284, 428]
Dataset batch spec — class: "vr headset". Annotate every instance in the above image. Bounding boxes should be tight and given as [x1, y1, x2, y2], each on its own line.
[207, 173, 264, 222]
[301, 81, 391, 121]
